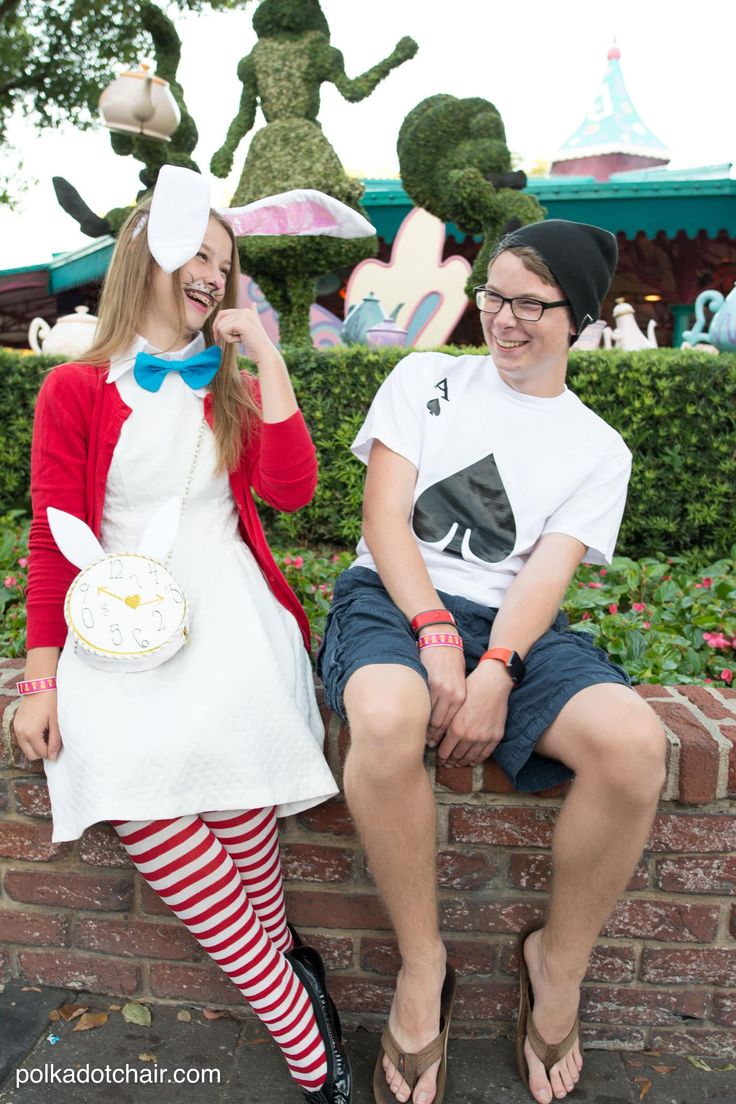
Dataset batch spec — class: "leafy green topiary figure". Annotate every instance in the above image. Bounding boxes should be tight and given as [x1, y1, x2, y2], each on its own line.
[397, 94, 546, 297]
[210, 0, 418, 345]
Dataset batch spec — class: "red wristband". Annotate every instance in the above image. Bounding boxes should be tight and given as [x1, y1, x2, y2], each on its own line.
[417, 632, 464, 651]
[479, 647, 525, 686]
[410, 609, 456, 636]
[17, 677, 57, 696]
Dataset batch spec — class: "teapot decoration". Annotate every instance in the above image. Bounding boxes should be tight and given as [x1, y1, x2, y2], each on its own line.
[28, 306, 99, 358]
[682, 282, 736, 353]
[571, 319, 611, 351]
[98, 63, 180, 142]
[367, 304, 408, 347]
[610, 299, 658, 351]
[341, 292, 386, 345]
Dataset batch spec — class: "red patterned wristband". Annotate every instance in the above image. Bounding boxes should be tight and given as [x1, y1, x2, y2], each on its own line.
[16, 677, 57, 696]
[417, 633, 464, 650]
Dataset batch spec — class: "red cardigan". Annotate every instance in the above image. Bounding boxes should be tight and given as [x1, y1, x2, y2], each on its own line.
[27, 362, 318, 651]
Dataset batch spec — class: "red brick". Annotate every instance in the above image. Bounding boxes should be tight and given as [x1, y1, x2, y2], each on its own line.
[0, 820, 71, 862]
[75, 917, 200, 961]
[481, 760, 515, 794]
[0, 908, 70, 946]
[436, 849, 498, 890]
[580, 1025, 647, 1048]
[720, 689, 736, 701]
[361, 937, 495, 977]
[713, 993, 736, 1028]
[326, 975, 394, 1014]
[18, 951, 139, 995]
[581, 985, 706, 1025]
[635, 685, 673, 700]
[650, 701, 720, 803]
[435, 763, 473, 793]
[296, 800, 355, 837]
[647, 812, 736, 853]
[454, 981, 517, 1021]
[656, 856, 736, 894]
[303, 934, 354, 971]
[140, 882, 172, 916]
[508, 852, 648, 892]
[449, 806, 557, 847]
[149, 962, 239, 1005]
[730, 904, 736, 941]
[79, 823, 129, 868]
[284, 889, 391, 930]
[722, 724, 736, 797]
[281, 843, 354, 884]
[641, 948, 736, 986]
[440, 899, 542, 934]
[675, 686, 732, 720]
[4, 869, 134, 911]
[0, 780, 8, 812]
[603, 900, 719, 943]
[499, 941, 636, 984]
[650, 1028, 736, 1059]
[13, 777, 51, 818]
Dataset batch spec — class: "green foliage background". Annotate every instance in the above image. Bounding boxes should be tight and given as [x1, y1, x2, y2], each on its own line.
[2, 347, 735, 561]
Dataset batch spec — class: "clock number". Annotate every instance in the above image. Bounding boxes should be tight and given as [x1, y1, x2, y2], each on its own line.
[128, 573, 142, 587]
[101, 603, 110, 617]
[133, 628, 150, 649]
[165, 583, 184, 605]
[153, 610, 165, 632]
[110, 623, 123, 646]
[79, 582, 90, 593]
[148, 564, 159, 584]
[81, 607, 94, 629]
[109, 558, 123, 580]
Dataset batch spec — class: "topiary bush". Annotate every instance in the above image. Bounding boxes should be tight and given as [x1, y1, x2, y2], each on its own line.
[2, 347, 734, 561]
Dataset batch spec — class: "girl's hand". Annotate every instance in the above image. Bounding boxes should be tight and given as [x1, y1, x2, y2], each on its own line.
[213, 308, 281, 368]
[13, 692, 62, 762]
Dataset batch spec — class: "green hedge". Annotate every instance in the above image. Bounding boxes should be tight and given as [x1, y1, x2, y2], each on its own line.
[2, 346, 735, 560]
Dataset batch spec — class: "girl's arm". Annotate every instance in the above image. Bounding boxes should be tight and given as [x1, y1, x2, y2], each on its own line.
[13, 647, 62, 762]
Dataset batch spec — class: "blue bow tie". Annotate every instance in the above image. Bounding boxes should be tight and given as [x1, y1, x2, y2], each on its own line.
[133, 345, 222, 393]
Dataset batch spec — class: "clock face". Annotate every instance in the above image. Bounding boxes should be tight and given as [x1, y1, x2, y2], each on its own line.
[65, 553, 188, 657]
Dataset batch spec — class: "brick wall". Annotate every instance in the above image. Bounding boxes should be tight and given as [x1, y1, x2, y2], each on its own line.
[2, 658, 736, 1057]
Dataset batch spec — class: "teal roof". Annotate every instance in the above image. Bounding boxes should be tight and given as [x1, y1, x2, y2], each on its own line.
[48, 235, 114, 293]
[553, 46, 670, 163]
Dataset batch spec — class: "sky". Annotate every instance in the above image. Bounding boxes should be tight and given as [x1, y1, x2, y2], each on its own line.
[1, 0, 734, 269]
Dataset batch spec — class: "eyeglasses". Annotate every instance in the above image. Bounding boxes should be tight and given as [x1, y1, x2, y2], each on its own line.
[474, 287, 570, 322]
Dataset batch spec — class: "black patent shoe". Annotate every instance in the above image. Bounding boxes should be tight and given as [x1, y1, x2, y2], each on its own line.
[285, 926, 352, 1104]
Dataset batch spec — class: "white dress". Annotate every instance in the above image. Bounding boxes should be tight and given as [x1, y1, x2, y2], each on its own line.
[46, 362, 338, 842]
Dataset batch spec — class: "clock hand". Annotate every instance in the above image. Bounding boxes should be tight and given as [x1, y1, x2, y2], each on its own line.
[97, 586, 126, 602]
[138, 595, 165, 606]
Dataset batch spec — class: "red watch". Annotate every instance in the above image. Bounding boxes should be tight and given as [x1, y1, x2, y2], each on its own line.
[410, 609, 456, 636]
[479, 647, 525, 686]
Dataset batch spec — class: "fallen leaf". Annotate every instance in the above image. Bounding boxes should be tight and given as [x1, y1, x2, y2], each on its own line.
[138, 1052, 157, 1063]
[650, 1064, 677, 1074]
[108, 1003, 122, 1012]
[626, 1058, 644, 1067]
[73, 1011, 109, 1032]
[202, 1008, 225, 1020]
[59, 1003, 88, 1021]
[642, 1050, 661, 1057]
[48, 1009, 61, 1022]
[686, 1056, 713, 1071]
[21, 986, 42, 992]
[712, 1063, 736, 1072]
[122, 1002, 151, 1027]
[176, 1010, 192, 1022]
[637, 1077, 652, 1100]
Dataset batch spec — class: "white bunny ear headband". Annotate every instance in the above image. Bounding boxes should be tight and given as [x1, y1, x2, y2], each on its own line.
[146, 165, 375, 272]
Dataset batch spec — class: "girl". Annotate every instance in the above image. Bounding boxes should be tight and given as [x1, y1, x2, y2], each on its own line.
[13, 175, 352, 1104]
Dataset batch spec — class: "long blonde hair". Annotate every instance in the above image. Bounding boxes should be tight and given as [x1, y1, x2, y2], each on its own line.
[85, 198, 259, 472]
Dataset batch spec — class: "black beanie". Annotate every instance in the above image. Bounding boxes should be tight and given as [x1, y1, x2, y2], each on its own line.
[499, 219, 618, 334]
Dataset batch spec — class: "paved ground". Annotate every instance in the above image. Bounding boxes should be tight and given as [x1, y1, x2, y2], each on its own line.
[1, 979, 734, 1103]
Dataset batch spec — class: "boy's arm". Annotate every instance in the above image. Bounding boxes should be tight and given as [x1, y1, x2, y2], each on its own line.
[438, 532, 585, 766]
[363, 441, 467, 743]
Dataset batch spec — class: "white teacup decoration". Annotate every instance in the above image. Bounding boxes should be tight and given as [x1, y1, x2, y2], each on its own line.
[47, 500, 189, 673]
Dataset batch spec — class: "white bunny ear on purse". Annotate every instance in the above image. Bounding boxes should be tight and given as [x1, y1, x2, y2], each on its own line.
[47, 508, 106, 570]
[221, 189, 375, 239]
[147, 166, 212, 273]
[138, 497, 182, 562]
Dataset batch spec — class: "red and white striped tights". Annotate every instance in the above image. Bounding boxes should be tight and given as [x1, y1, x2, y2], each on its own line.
[111, 807, 328, 1092]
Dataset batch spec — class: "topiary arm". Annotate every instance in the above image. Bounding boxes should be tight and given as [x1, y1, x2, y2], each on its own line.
[327, 37, 417, 103]
[210, 54, 258, 178]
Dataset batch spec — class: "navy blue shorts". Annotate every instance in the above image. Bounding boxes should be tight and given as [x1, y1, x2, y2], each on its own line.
[317, 566, 632, 793]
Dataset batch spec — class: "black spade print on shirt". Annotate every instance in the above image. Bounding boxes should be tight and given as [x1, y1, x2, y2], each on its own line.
[412, 453, 517, 564]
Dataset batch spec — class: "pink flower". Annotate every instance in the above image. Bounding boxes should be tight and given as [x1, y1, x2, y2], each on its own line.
[599, 568, 607, 576]
[703, 632, 731, 649]
[581, 611, 591, 621]
[705, 678, 713, 684]
[331, 554, 341, 564]
[293, 556, 304, 569]
[702, 577, 713, 587]
[17, 557, 28, 568]
[663, 574, 672, 581]
[643, 621, 651, 630]
[608, 603, 619, 615]
[632, 602, 647, 612]
[3, 575, 17, 588]
[694, 584, 703, 589]
[721, 669, 734, 685]
[588, 581, 602, 589]
[284, 555, 293, 565]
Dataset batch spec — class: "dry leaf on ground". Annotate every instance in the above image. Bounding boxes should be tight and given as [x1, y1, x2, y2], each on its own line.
[21, 986, 41, 992]
[122, 1002, 152, 1026]
[59, 1003, 88, 1021]
[139, 1052, 157, 1063]
[73, 1011, 109, 1032]
[177, 1010, 192, 1022]
[202, 1008, 226, 1020]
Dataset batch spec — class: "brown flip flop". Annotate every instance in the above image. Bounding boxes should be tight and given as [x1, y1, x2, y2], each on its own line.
[515, 922, 582, 1094]
[373, 962, 457, 1104]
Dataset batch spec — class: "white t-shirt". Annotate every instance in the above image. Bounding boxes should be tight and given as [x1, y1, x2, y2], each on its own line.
[352, 351, 632, 609]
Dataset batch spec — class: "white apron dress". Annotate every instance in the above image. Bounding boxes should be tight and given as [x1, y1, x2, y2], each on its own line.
[46, 360, 338, 842]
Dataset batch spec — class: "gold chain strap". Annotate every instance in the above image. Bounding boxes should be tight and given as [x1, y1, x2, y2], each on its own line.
[164, 416, 207, 569]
